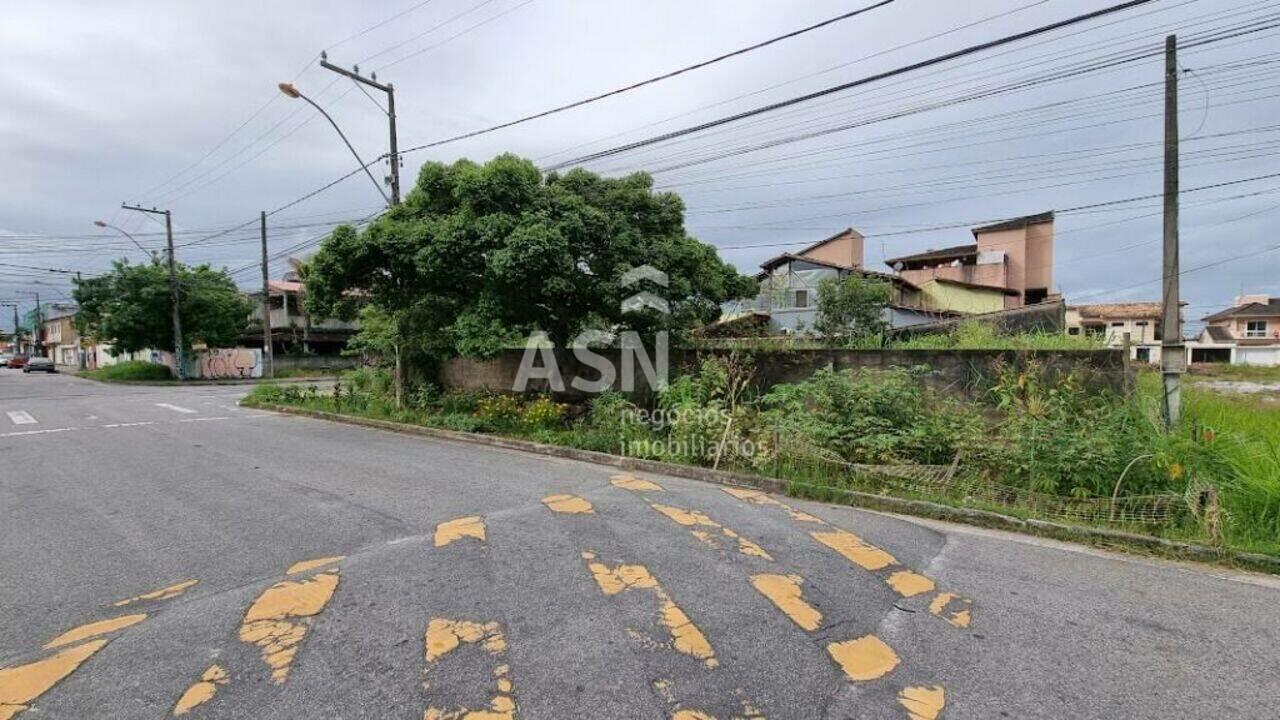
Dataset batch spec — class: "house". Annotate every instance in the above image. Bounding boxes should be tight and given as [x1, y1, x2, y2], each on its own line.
[41, 306, 82, 368]
[719, 228, 948, 335]
[1065, 302, 1179, 364]
[244, 278, 358, 355]
[885, 211, 1056, 309]
[1189, 294, 1280, 366]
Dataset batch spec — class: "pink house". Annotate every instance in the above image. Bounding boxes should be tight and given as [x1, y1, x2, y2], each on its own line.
[885, 212, 1055, 309]
[1194, 294, 1280, 366]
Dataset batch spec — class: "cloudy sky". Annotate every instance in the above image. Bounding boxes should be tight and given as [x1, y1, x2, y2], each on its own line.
[2, 0, 1278, 329]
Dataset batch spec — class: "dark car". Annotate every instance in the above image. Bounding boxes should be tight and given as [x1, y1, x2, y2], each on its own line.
[23, 357, 56, 373]
[8, 355, 28, 369]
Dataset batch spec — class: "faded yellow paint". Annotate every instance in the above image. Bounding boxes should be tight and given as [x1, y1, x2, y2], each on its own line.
[423, 619, 514, 720]
[542, 494, 594, 514]
[114, 579, 198, 607]
[611, 474, 663, 492]
[721, 487, 824, 523]
[0, 639, 109, 719]
[650, 503, 773, 560]
[435, 516, 486, 548]
[810, 529, 897, 571]
[899, 685, 945, 720]
[885, 570, 936, 598]
[672, 712, 716, 720]
[286, 556, 344, 575]
[928, 593, 972, 629]
[45, 613, 147, 649]
[171, 664, 228, 716]
[239, 571, 340, 683]
[751, 574, 821, 632]
[826, 635, 900, 681]
[583, 556, 717, 668]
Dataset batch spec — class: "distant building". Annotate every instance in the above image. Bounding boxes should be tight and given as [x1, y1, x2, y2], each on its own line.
[40, 306, 82, 368]
[1065, 302, 1179, 364]
[1189, 294, 1280, 366]
[885, 211, 1056, 309]
[244, 278, 358, 355]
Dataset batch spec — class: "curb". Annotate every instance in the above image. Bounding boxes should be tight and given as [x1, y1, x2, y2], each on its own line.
[78, 376, 338, 387]
[251, 402, 1280, 576]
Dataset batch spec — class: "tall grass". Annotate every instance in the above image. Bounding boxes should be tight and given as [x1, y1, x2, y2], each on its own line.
[81, 361, 173, 381]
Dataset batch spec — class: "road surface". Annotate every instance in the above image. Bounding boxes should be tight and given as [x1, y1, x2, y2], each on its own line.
[1, 372, 1277, 719]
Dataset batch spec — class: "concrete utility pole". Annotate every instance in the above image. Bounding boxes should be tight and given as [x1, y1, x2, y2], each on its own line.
[260, 211, 274, 379]
[1, 303, 17, 354]
[1160, 35, 1183, 431]
[318, 51, 401, 205]
[122, 203, 185, 379]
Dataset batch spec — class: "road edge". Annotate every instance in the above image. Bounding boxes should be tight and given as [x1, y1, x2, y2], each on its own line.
[250, 402, 1280, 576]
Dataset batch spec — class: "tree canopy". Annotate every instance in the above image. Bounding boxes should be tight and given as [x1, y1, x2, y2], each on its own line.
[814, 273, 892, 345]
[307, 154, 757, 358]
[73, 260, 252, 355]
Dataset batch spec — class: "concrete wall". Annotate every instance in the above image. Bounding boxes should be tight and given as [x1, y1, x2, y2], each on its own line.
[801, 229, 864, 268]
[438, 345, 1127, 401]
[918, 280, 1006, 314]
[274, 355, 359, 371]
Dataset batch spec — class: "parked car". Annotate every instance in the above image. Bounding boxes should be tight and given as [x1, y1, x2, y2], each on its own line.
[7, 355, 28, 369]
[23, 357, 56, 373]
[0, 353, 10, 367]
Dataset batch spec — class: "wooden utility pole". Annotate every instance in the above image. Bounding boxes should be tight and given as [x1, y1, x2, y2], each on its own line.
[1160, 35, 1183, 431]
[260, 211, 274, 379]
[122, 203, 185, 379]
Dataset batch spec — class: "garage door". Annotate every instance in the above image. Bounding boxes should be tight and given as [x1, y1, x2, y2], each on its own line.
[1236, 347, 1280, 366]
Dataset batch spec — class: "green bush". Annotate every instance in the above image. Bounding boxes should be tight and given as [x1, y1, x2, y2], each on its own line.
[82, 361, 173, 381]
[475, 393, 523, 432]
[343, 366, 393, 397]
[521, 396, 566, 430]
[440, 388, 484, 415]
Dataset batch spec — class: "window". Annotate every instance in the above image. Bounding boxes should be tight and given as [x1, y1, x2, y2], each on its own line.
[1135, 347, 1151, 363]
[794, 290, 809, 308]
[1246, 320, 1268, 338]
[1025, 288, 1049, 304]
[1068, 327, 1080, 336]
[1135, 321, 1148, 326]
[1110, 322, 1124, 327]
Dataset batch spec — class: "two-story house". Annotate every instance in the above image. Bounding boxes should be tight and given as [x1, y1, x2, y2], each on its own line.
[1065, 302, 1181, 364]
[885, 211, 1056, 310]
[1191, 294, 1280, 366]
[41, 306, 82, 368]
[244, 278, 359, 355]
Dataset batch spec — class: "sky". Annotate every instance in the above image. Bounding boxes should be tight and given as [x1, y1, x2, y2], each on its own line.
[2, 0, 1278, 332]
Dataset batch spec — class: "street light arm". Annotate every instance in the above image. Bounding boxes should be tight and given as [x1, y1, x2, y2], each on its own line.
[289, 89, 390, 205]
[94, 221, 153, 259]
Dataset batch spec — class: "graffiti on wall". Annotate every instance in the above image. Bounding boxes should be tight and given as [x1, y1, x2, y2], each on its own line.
[196, 348, 263, 379]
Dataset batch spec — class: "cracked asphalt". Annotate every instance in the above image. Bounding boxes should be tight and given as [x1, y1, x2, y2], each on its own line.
[2, 372, 1278, 719]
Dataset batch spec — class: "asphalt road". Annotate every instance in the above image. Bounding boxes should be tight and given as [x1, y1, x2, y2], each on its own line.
[1, 371, 1277, 719]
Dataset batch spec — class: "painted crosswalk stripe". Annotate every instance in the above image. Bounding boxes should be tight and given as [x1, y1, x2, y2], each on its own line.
[6, 410, 38, 425]
[154, 403, 197, 414]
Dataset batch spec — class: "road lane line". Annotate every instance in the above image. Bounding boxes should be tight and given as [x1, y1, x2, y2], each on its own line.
[5, 411, 37, 425]
[286, 556, 344, 575]
[239, 571, 340, 684]
[434, 516, 486, 547]
[721, 487, 974, 629]
[648, 502, 772, 560]
[0, 639, 110, 720]
[750, 574, 821, 631]
[542, 494, 594, 514]
[899, 685, 946, 720]
[610, 473, 663, 492]
[171, 665, 228, 716]
[154, 403, 197, 414]
[422, 618, 515, 720]
[45, 614, 147, 649]
[826, 635, 900, 681]
[0, 427, 76, 438]
[113, 579, 198, 607]
[581, 551, 718, 668]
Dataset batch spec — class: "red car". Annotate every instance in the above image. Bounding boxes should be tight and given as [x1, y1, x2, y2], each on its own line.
[7, 355, 28, 369]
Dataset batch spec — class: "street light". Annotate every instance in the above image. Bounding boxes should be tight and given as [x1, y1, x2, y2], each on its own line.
[93, 219, 158, 261]
[277, 82, 390, 204]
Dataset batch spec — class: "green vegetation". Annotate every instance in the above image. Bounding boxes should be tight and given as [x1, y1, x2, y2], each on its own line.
[814, 274, 891, 345]
[247, 353, 1280, 560]
[889, 319, 1103, 350]
[80, 361, 174, 382]
[1185, 363, 1280, 383]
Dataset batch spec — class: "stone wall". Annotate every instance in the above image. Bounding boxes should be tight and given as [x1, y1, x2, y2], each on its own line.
[438, 346, 1128, 401]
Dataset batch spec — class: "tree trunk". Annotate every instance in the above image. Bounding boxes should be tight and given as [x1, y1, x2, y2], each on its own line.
[394, 342, 404, 410]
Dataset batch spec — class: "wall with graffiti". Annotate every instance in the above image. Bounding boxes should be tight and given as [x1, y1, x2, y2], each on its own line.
[152, 347, 263, 379]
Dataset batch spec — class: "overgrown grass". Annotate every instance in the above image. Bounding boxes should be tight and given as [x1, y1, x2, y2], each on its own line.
[273, 367, 343, 379]
[80, 361, 173, 382]
[1186, 363, 1280, 383]
[890, 320, 1103, 350]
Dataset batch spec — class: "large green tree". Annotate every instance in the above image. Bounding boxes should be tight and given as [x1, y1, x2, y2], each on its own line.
[308, 153, 756, 365]
[73, 260, 253, 355]
[814, 273, 892, 346]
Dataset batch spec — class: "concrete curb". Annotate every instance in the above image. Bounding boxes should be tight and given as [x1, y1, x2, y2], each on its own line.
[79, 376, 337, 387]
[252, 402, 1280, 576]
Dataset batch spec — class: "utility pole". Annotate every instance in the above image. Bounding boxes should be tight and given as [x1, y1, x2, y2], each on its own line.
[319, 51, 400, 205]
[1160, 35, 1183, 431]
[33, 292, 42, 355]
[1, 303, 16, 354]
[260, 211, 274, 379]
[122, 203, 185, 379]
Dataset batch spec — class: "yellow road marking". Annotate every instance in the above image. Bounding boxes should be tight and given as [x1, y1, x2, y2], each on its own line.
[422, 619, 515, 720]
[239, 570, 340, 683]
[826, 635, 900, 681]
[171, 664, 228, 716]
[928, 593, 972, 629]
[286, 555, 344, 575]
[885, 570, 935, 598]
[649, 503, 772, 560]
[113, 579, 198, 607]
[610, 473, 663, 492]
[582, 552, 718, 668]
[0, 639, 109, 720]
[750, 575, 821, 631]
[810, 529, 897, 571]
[45, 614, 147, 650]
[899, 685, 946, 720]
[435, 516, 487, 548]
[721, 487, 823, 523]
[542, 494, 594, 514]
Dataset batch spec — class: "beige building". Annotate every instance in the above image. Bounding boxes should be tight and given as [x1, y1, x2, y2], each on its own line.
[1065, 302, 1176, 364]
[886, 211, 1056, 309]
